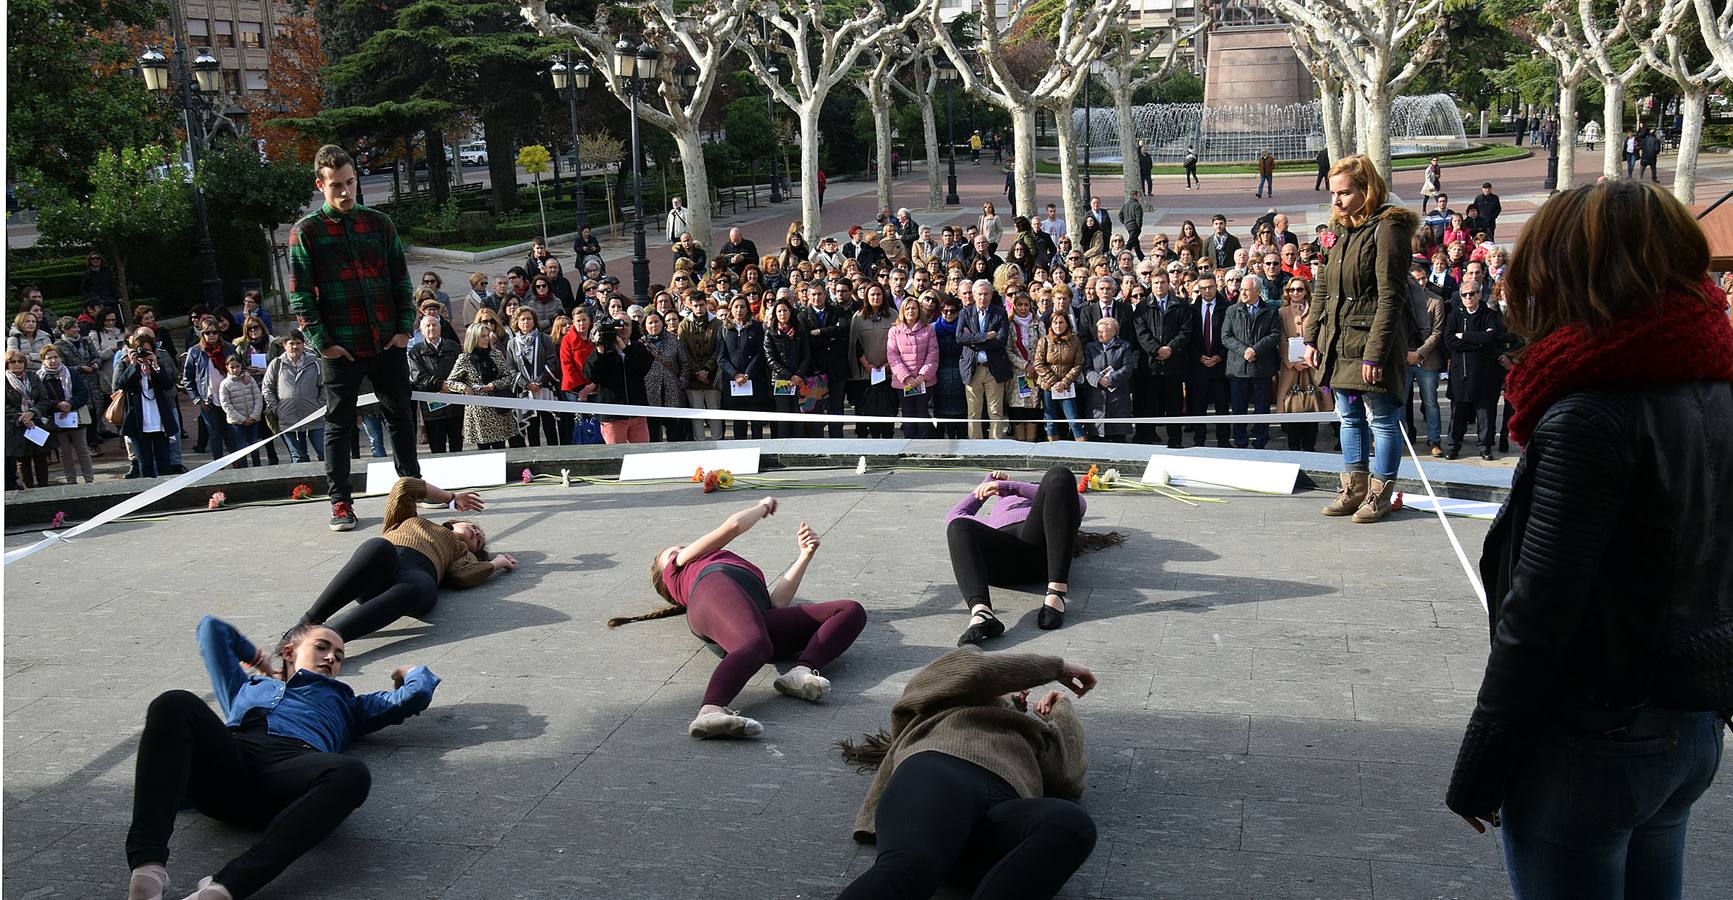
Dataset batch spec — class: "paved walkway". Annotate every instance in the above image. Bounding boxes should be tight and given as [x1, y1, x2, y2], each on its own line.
[4, 470, 1729, 897]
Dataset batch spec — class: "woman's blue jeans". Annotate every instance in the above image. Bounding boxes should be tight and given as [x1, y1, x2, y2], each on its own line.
[1044, 394, 1085, 438]
[282, 427, 327, 463]
[1335, 388, 1402, 479]
[1501, 711, 1724, 900]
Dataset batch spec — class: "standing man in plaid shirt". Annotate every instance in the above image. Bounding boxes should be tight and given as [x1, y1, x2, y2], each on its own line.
[289, 145, 421, 531]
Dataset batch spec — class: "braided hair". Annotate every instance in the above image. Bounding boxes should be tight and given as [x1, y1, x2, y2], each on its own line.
[605, 552, 690, 629]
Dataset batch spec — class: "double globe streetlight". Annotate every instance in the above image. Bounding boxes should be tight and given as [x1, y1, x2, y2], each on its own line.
[548, 53, 593, 238]
[935, 54, 961, 206]
[601, 38, 696, 305]
[137, 45, 226, 310]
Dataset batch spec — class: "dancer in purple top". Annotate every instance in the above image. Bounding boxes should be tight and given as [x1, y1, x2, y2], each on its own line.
[610, 497, 867, 740]
[947, 466, 1125, 645]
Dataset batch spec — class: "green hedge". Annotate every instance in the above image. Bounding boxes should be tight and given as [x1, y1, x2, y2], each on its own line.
[8, 218, 273, 322]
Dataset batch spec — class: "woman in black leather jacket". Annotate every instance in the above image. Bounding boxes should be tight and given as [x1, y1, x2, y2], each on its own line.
[1446, 181, 1733, 900]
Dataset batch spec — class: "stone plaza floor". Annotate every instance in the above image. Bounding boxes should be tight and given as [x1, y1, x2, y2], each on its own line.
[4, 468, 1729, 898]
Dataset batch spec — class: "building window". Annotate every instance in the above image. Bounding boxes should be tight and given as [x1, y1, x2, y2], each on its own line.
[187, 19, 210, 42]
[213, 20, 234, 49]
[244, 70, 268, 91]
[240, 21, 262, 49]
[222, 69, 241, 94]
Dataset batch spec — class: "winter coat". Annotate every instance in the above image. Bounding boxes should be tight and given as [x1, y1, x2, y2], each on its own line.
[763, 323, 812, 382]
[1411, 286, 1449, 372]
[583, 342, 653, 417]
[115, 361, 179, 440]
[848, 311, 897, 380]
[640, 333, 692, 408]
[1304, 204, 1419, 394]
[1032, 331, 1084, 391]
[6, 371, 50, 456]
[7, 329, 52, 372]
[885, 321, 939, 389]
[1444, 304, 1509, 404]
[446, 348, 518, 444]
[1083, 338, 1136, 436]
[35, 364, 91, 431]
[220, 374, 264, 425]
[1005, 316, 1044, 409]
[717, 321, 769, 401]
[1222, 301, 1282, 380]
[264, 351, 327, 427]
[560, 327, 596, 394]
[955, 305, 1012, 383]
[405, 339, 460, 421]
[507, 330, 561, 398]
[1274, 300, 1316, 402]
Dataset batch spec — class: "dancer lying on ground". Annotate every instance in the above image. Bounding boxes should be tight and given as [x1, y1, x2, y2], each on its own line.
[125, 616, 439, 900]
[947, 465, 1125, 645]
[835, 646, 1098, 900]
[300, 477, 517, 640]
[611, 496, 867, 740]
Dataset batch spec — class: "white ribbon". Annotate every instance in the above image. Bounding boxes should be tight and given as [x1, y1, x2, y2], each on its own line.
[1399, 426, 1490, 612]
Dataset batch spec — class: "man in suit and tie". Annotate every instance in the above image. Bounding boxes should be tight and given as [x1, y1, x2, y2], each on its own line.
[957, 279, 1012, 440]
[1207, 214, 1242, 270]
[1078, 275, 1131, 346]
[1186, 276, 1232, 447]
[1131, 270, 1193, 447]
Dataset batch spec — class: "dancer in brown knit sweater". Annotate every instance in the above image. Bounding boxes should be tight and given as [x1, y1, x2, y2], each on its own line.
[299, 477, 517, 640]
[835, 646, 1099, 900]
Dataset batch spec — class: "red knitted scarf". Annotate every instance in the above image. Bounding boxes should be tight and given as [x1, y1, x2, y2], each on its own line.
[1504, 279, 1733, 446]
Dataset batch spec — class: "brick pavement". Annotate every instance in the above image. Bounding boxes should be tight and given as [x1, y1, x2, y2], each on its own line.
[4, 470, 1729, 898]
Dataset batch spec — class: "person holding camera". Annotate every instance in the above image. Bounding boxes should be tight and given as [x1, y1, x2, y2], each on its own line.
[115, 338, 179, 479]
[609, 497, 867, 741]
[582, 315, 653, 444]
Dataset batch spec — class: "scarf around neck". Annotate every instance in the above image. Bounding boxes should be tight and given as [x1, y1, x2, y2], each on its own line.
[1503, 278, 1733, 446]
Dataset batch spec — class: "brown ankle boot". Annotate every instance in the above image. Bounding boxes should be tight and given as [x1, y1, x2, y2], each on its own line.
[1352, 477, 1397, 523]
[1322, 471, 1369, 517]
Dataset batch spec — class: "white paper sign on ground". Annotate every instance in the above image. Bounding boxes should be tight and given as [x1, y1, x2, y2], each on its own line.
[619, 446, 762, 481]
[1141, 454, 1302, 495]
[1402, 496, 1502, 520]
[366, 451, 507, 495]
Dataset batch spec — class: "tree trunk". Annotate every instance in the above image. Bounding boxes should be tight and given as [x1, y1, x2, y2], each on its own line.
[1053, 102, 1084, 247]
[452, 137, 465, 187]
[1361, 84, 1392, 181]
[112, 244, 132, 305]
[1672, 85, 1707, 203]
[267, 226, 289, 317]
[1113, 75, 1138, 199]
[672, 123, 715, 250]
[1557, 81, 1581, 189]
[1009, 104, 1039, 219]
[427, 127, 450, 206]
[873, 89, 894, 215]
[483, 116, 518, 215]
[403, 135, 417, 197]
[798, 102, 823, 239]
[1600, 79, 1625, 180]
[919, 83, 942, 209]
[1478, 108, 1489, 139]
[1342, 88, 1359, 156]
[1320, 76, 1344, 165]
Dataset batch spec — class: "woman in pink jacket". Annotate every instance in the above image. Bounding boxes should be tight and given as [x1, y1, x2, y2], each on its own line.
[885, 298, 939, 438]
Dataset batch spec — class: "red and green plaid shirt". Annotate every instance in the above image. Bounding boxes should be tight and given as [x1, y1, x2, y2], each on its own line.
[288, 203, 414, 357]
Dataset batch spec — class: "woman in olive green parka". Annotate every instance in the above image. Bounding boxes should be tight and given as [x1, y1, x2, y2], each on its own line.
[1304, 154, 1419, 524]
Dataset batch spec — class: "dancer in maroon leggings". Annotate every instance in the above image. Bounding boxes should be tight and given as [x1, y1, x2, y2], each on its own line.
[609, 497, 867, 740]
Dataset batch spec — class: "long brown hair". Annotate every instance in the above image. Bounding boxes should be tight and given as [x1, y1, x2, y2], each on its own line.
[1503, 180, 1714, 341]
[606, 553, 689, 628]
[835, 728, 895, 771]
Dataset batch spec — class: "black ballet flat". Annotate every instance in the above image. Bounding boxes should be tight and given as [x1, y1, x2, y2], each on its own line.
[958, 608, 1005, 646]
[1038, 591, 1068, 631]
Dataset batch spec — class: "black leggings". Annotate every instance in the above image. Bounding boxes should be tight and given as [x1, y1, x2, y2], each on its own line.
[837, 751, 1097, 900]
[127, 691, 371, 898]
[302, 538, 440, 640]
[945, 466, 1082, 608]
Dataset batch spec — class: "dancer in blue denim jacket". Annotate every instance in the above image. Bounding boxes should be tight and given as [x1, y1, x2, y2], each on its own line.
[124, 616, 439, 900]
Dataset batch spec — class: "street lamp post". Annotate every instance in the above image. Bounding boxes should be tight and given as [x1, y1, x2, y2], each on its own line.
[139, 45, 225, 310]
[1082, 66, 1093, 201]
[614, 38, 663, 306]
[549, 53, 593, 238]
[937, 55, 960, 206]
[1542, 85, 1561, 191]
[767, 64, 783, 203]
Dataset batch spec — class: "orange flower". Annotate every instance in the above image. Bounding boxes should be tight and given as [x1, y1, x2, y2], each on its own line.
[692, 467, 705, 483]
[1078, 465, 1098, 494]
[703, 471, 720, 493]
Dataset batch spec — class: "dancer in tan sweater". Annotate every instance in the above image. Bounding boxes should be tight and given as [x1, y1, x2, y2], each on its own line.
[299, 477, 517, 640]
[835, 646, 1098, 900]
